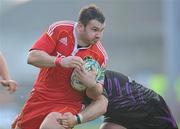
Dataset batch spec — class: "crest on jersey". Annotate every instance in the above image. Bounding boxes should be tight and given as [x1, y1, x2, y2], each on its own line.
[83, 56, 93, 61]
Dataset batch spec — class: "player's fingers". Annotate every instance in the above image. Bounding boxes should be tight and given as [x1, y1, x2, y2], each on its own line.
[8, 86, 13, 93]
[72, 56, 83, 66]
[7, 86, 11, 91]
[0, 80, 9, 86]
[75, 56, 84, 65]
[73, 61, 84, 70]
[57, 118, 63, 125]
[9, 80, 17, 85]
[9, 85, 17, 93]
[73, 64, 82, 70]
[8, 81, 17, 93]
[56, 113, 63, 125]
[61, 120, 69, 128]
[80, 65, 86, 73]
[74, 69, 84, 78]
[90, 66, 97, 75]
[70, 61, 81, 69]
[61, 124, 69, 129]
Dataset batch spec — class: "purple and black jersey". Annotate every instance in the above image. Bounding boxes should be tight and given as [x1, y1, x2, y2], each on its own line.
[104, 70, 160, 110]
[103, 70, 178, 129]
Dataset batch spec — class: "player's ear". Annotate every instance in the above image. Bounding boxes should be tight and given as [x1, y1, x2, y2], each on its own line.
[77, 22, 84, 32]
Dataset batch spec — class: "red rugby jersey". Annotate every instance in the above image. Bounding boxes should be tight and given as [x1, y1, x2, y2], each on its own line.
[30, 21, 108, 105]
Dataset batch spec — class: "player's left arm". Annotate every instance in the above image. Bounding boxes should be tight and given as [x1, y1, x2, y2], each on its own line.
[59, 95, 108, 128]
[74, 66, 106, 100]
[86, 53, 108, 99]
[85, 67, 106, 100]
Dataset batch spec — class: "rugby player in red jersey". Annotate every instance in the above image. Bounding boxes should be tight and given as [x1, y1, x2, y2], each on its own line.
[12, 4, 108, 129]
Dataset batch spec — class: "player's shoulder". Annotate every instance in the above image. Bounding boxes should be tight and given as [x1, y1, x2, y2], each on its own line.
[47, 20, 75, 35]
[49, 20, 75, 28]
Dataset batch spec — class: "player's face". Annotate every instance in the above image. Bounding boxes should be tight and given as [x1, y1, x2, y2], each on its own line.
[81, 20, 105, 45]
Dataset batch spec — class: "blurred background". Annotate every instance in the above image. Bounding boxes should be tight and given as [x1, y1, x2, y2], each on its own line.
[0, 0, 179, 129]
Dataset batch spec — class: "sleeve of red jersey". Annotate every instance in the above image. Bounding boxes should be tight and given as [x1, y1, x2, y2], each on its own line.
[30, 23, 59, 54]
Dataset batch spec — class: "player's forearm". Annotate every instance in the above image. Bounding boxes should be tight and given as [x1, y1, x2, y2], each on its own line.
[78, 95, 108, 124]
[86, 83, 103, 100]
[0, 54, 10, 80]
[27, 50, 56, 68]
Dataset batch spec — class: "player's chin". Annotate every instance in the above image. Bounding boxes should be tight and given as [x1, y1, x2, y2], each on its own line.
[91, 40, 98, 44]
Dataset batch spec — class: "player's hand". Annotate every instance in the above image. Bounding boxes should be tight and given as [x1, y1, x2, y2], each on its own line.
[0, 80, 17, 93]
[59, 112, 77, 129]
[74, 67, 97, 88]
[61, 56, 84, 70]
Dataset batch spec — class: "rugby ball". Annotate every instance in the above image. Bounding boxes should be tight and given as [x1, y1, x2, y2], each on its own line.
[71, 58, 101, 92]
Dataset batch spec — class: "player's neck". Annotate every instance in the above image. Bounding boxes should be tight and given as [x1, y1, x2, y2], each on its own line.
[78, 39, 89, 47]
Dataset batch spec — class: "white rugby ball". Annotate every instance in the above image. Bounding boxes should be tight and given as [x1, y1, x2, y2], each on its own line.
[71, 58, 101, 92]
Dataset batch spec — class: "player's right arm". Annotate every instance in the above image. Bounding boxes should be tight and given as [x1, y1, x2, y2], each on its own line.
[28, 50, 84, 69]
[27, 23, 84, 69]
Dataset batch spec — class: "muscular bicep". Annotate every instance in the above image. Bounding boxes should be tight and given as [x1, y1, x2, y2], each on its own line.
[27, 50, 56, 68]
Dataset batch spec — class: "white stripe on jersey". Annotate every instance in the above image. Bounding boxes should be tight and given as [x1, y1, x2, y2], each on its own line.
[96, 42, 108, 65]
[47, 21, 74, 36]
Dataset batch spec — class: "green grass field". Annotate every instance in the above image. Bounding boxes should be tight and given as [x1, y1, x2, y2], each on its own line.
[74, 123, 100, 129]
[74, 125, 100, 129]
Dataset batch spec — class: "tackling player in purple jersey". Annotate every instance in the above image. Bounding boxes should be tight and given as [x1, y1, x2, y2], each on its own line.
[58, 70, 178, 129]
[100, 70, 178, 129]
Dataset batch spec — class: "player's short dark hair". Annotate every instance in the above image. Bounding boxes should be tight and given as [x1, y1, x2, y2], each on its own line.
[78, 4, 105, 27]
